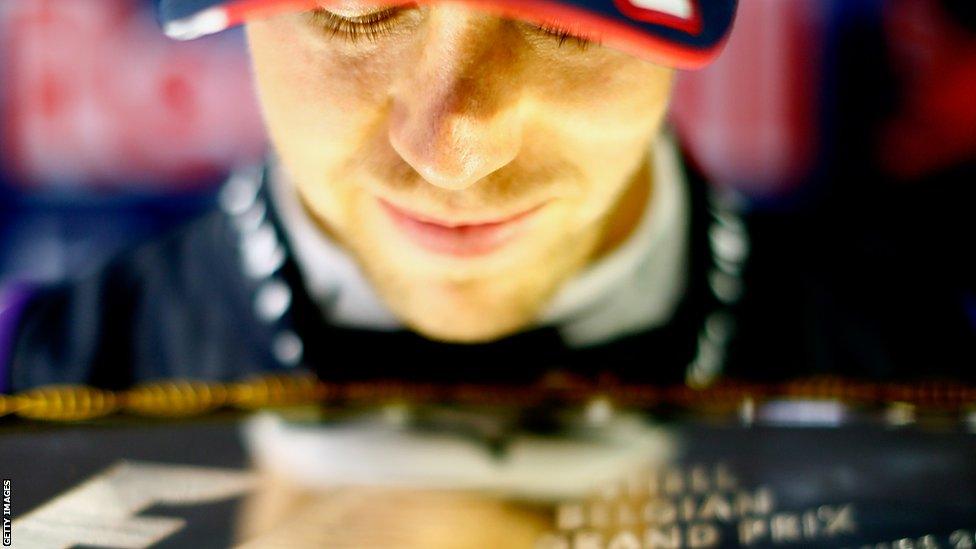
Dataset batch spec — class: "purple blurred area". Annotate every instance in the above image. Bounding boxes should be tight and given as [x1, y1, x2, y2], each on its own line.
[1, 0, 975, 286]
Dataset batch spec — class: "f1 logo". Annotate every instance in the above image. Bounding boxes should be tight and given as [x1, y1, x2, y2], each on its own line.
[12, 462, 255, 548]
[614, 0, 703, 34]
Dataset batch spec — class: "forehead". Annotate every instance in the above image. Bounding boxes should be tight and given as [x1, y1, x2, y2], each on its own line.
[156, 0, 737, 68]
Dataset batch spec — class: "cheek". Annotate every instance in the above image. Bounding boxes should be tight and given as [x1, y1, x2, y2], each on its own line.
[526, 56, 673, 223]
[246, 18, 408, 226]
[248, 20, 399, 161]
[528, 51, 673, 132]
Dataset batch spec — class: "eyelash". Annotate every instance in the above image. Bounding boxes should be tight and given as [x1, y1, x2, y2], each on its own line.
[309, 7, 595, 49]
[308, 7, 405, 42]
[533, 22, 596, 50]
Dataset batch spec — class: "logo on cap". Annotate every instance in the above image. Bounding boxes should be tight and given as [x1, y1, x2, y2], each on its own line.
[613, 0, 702, 34]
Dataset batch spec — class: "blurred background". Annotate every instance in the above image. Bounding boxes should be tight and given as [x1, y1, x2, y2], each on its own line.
[1, 0, 975, 288]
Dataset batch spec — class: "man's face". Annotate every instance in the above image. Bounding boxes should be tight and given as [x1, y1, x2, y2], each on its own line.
[246, 3, 675, 342]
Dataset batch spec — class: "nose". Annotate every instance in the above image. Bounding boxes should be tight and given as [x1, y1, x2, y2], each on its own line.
[388, 10, 522, 191]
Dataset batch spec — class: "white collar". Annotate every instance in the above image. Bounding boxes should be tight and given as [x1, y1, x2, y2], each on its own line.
[270, 132, 689, 347]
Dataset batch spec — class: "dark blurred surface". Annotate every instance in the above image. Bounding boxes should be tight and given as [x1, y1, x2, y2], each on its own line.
[3, 412, 975, 547]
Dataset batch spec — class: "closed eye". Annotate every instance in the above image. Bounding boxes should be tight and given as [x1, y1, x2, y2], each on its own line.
[309, 6, 595, 49]
[307, 5, 413, 42]
[530, 20, 597, 49]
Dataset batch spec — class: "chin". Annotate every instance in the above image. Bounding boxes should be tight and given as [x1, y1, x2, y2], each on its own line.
[358, 208, 592, 344]
[399, 307, 538, 345]
[407, 324, 525, 345]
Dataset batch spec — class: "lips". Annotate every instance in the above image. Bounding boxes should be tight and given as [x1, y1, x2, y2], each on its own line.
[378, 199, 545, 257]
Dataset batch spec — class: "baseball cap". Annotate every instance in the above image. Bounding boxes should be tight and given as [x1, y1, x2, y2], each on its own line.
[156, 0, 737, 69]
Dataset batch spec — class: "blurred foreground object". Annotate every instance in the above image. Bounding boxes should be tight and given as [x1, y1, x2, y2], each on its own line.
[3, 373, 976, 423]
[3, 409, 975, 548]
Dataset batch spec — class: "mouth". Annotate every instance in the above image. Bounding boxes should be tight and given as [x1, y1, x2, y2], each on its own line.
[378, 199, 547, 257]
